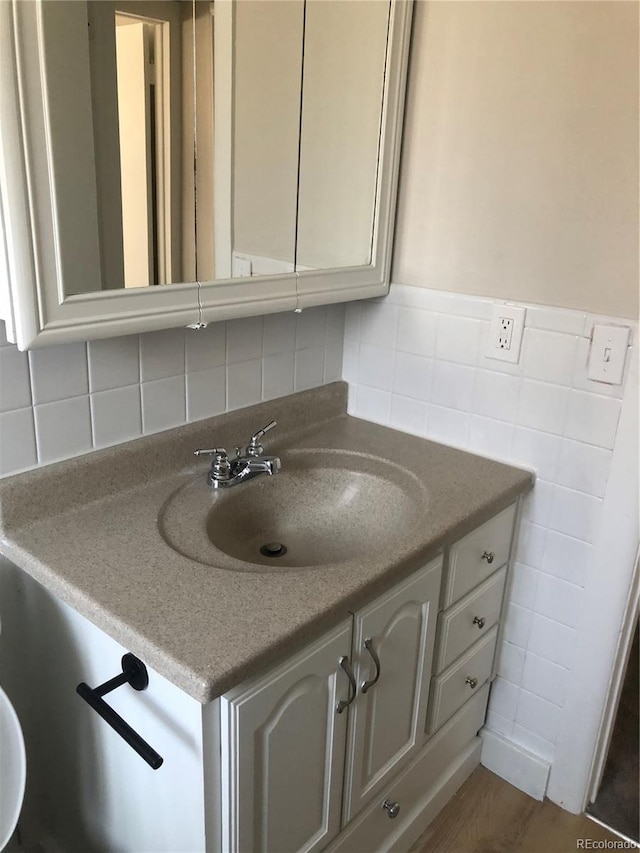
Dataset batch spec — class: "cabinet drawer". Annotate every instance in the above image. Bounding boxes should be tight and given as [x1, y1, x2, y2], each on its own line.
[436, 567, 507, 673]
[427, 626, 498, 734]
[444, 504, 515, 607]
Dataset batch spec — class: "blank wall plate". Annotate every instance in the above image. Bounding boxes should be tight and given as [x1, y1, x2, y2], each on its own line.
[487, 304, 526, 363]
[587, 324, 630, 385]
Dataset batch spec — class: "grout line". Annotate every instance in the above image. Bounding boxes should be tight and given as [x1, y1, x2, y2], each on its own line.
[517, 685, 566, 712]
[88, 393, 97, 449]
[321, 307, 329, 385]
[523, 649, 571, 672]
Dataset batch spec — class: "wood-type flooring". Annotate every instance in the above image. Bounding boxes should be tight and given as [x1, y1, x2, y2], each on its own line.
[410, 766, 629, 853]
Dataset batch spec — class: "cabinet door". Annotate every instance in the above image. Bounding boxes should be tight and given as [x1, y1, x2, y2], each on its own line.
[219, 619, 352, 853]
[342, 558, 442, 823]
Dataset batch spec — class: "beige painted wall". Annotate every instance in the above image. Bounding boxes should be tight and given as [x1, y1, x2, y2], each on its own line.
[393, 1, 639, 319]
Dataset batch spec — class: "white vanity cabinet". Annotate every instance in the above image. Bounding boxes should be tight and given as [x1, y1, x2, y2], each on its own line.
[218, 557, 443, 852]
[7, 502, 520, 852]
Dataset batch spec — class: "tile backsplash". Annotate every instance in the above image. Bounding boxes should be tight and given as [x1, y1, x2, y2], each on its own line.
[344, 283, 636, 767]
[0, 305, 345, 476]
[0, 282, 634, 800]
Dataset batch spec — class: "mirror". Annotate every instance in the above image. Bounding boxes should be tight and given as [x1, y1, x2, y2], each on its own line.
[73, 0, 390, 294]
[0, 0, 410, 349]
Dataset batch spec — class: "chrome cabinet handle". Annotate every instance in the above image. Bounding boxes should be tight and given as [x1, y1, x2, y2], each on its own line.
[336, 656, 357, 714]
[465, 676, 478, 689]
[361, 638, 381, 694]
[473, 616, 486, 629]
[382, 800, 400, 819]
[481, 550, 495, 564]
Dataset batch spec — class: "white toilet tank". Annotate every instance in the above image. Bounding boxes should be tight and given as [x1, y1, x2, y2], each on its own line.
[0, 616, 26, 851]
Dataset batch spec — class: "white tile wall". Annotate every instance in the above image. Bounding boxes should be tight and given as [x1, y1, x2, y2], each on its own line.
[34, 396, 93, 464]
[226, 317, 264, 365]
[344, 283, 636, 769]
[91, 385, 142, 449]
[0, 283, 633, 787]
[393, 352, 433, 401]
[88, 336, 140, 392]
[295, 347, 325, 392]
[263, 312, 297, 356]
[186, 366, 227, 423]
[141, 375, 187, 434]
[0, 348, 31, 412]
[527, 613, 577, 669]
[29, 343, 89, 404]
[497, 641, 525, 684]
[140, 328, 186, 381]
[0, 408, 37, 472]
[0, 305, 345, 477]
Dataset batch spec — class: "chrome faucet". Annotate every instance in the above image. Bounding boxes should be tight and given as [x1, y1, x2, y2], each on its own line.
[194, 420, 281, 488]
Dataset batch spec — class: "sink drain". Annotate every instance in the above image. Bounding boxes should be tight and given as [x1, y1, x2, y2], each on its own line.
[260, 542, 288, 558]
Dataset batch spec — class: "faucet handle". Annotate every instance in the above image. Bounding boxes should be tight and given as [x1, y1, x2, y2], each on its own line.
[246, 420, 277, 456]
[193, 447, 227, 458]
[193, 447, 232, 483]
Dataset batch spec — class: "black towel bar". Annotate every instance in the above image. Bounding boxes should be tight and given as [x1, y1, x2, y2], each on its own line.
[76, 653, 164, 770]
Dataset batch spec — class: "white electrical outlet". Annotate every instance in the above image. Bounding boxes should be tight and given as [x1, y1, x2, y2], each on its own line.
[487, 304, 526, 363]
[497, 317, 514, 350]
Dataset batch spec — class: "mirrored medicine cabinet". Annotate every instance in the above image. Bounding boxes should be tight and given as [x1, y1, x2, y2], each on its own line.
[0, 0, 412, 350]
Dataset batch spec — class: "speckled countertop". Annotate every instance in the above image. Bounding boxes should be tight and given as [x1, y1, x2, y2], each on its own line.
[0, 383, 532, 703]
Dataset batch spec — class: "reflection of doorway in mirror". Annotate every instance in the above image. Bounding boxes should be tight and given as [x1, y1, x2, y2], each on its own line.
[115, 14, 168, 288]
[88, 0, 191, 291]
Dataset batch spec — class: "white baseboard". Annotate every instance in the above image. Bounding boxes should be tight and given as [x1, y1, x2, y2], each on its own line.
[480, 727, 551, 801]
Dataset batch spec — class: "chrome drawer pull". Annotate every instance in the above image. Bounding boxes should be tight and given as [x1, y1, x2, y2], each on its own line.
[336, 656, 357, 714]
[361, 638, 381, 694]
[473, 616, 486, 629]
[481, 550, 495, 564]
[382, 799, 400, 819]
[465, 676, 478, 689]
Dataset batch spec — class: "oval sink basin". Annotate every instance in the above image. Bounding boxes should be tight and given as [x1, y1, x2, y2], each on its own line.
[159, 449, 428, 572]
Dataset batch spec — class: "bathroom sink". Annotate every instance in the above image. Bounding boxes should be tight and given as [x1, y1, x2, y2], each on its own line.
[159, 449, 429, 571]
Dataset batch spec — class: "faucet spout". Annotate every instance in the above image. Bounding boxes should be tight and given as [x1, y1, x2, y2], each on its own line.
[221, 454, 280, 487]
[194, 419, 281, 487]
[244, 456, 281, 476]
